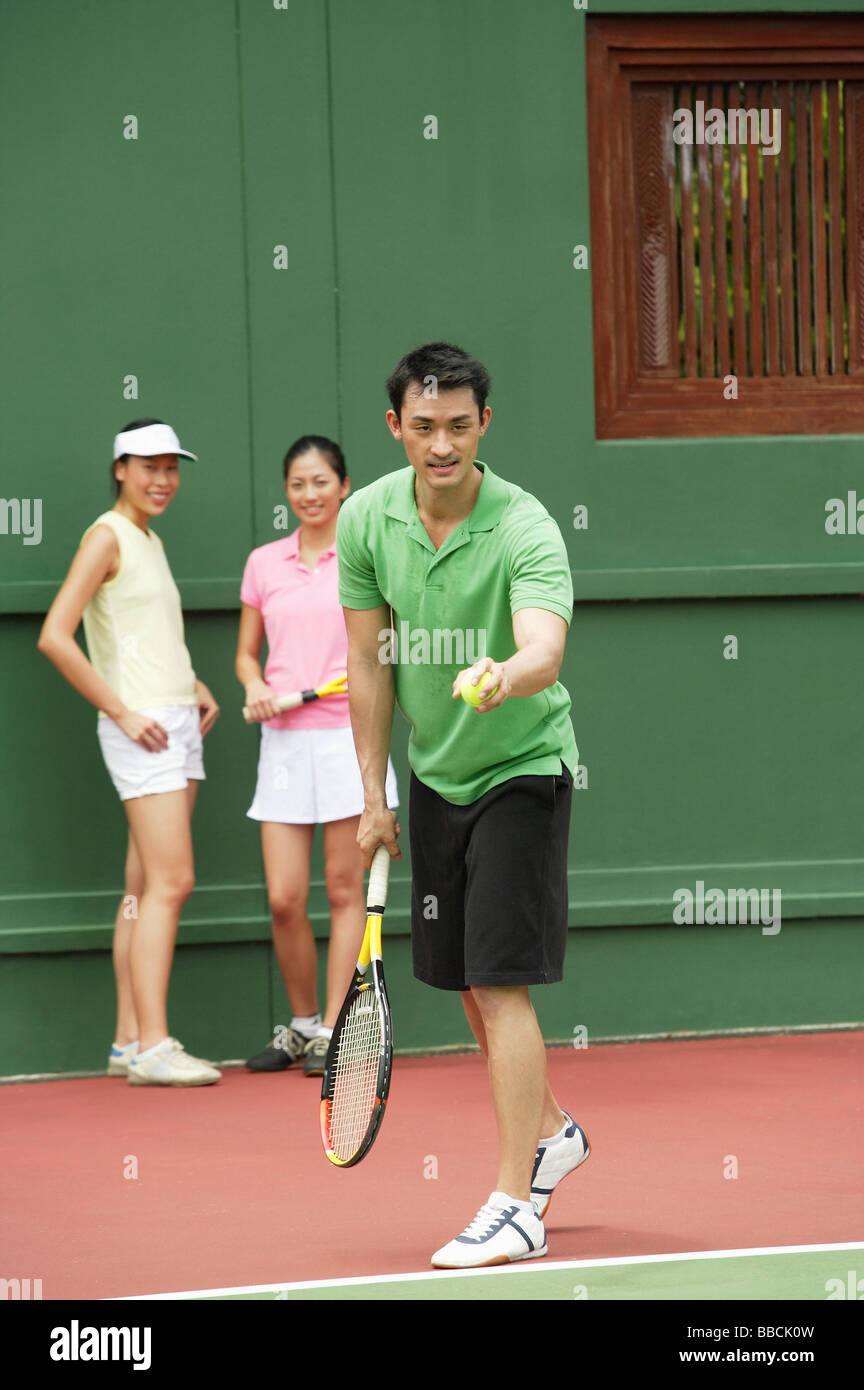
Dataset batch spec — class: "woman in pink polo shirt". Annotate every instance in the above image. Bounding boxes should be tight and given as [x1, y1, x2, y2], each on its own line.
[236, 436, 398, 1076]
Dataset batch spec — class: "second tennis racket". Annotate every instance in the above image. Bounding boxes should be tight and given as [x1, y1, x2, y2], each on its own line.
[242, 673, 347, 722]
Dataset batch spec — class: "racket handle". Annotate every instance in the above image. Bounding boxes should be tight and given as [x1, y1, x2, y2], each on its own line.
[367, 844, 391, 912]
[242, 691, 304, 722]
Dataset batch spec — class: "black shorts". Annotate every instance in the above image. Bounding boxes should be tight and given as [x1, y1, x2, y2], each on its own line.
[409, 763, 573, 992]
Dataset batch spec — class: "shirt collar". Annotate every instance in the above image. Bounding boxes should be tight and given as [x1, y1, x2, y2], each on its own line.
[383, 461, 507, 533]
[283, 528, 337, 561]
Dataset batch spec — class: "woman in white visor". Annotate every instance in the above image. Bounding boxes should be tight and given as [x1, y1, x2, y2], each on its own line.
[38, 419, 221, 1087]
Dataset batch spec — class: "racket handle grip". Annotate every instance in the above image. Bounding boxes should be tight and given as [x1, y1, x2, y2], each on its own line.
[367, 844, 391, 911]
[242, 691, 304, 722]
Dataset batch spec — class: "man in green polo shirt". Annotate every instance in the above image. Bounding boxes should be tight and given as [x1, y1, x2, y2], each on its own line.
[337, 342, 590, 1268]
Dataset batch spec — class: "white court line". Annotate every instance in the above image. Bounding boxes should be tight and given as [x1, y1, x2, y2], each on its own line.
[111, 1240, 864, 1300]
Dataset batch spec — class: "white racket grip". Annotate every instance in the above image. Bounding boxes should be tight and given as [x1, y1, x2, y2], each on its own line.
[242, 691, 304, 722]
[367, 845, 391, 911]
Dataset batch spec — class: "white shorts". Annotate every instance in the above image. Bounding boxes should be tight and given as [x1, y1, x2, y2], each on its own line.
[247, 725, 399, 824]
[97, 705, 205, 801]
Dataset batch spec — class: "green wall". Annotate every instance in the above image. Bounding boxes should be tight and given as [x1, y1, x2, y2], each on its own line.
[1, 0, 862, 1076]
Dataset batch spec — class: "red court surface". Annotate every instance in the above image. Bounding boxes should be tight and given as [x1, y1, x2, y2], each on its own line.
[2, 1031, 861, 1300]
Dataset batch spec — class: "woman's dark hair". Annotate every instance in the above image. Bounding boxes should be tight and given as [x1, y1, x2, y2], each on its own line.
[386, 342, 491, 419]
[283, 435, 346, 483]
[111, 417, 165, 496]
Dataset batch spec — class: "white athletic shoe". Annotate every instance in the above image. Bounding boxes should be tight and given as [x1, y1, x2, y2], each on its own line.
[531, 1112, 590, 1218]
[127, 1037, 221, 1087]
[107, 1041, 138, 1076]
[431, 1192, 547, 1269]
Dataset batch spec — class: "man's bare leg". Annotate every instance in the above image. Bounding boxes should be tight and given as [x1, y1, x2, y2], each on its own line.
[467, 985, 566, 1201]
[463, 987, 566, 1159]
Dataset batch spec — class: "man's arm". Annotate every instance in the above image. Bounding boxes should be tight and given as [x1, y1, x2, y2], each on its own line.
[343, 604, 402, 862]
[452, 607, 567, 710]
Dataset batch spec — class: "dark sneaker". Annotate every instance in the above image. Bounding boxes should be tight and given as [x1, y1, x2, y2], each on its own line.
[246, 1028, 308, 1072]
[302, 1034, 330, 1077]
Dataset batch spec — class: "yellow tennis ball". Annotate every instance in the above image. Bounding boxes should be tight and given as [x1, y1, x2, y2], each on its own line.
[460, 671, 497, 707]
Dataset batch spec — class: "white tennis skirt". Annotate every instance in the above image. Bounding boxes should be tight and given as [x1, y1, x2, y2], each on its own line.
[247, 724, 399, 825]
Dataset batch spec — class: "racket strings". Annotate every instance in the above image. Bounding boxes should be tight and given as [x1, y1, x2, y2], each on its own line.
[327, 988, 383, 1159]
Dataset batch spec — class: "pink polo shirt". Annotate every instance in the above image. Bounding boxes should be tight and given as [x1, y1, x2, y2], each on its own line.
[240, 530, 351, 730]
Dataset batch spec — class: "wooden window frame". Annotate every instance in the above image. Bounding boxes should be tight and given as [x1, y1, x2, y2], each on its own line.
[587, 14, 864, 438]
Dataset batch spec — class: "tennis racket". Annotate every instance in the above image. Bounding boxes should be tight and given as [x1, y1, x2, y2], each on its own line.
[242, 673, 347, 722]
[320, 844, 393, 1167]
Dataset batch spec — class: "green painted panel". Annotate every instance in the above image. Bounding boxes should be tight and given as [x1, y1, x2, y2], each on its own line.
[533, 920, 864, 1042]
[5, 596, 864, 945]
[235, 0, 342, 545]
[0, 0, 252, 596]
[1, 920, 860, 1079]
[326, 0, 864, 598]
[328, 0, 592, 520]
[0, 944, 269, 1079]
[1, 0, 863, 1079]
[567, 597, 864, 869]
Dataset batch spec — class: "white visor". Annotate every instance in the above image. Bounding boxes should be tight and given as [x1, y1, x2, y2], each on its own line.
[113, 423, 198, 460]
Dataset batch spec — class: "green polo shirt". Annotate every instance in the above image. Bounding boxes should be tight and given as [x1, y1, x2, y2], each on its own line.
[337, 461, 578, 804]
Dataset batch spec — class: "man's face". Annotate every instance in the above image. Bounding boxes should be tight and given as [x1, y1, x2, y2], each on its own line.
[386, 384, 491, 493]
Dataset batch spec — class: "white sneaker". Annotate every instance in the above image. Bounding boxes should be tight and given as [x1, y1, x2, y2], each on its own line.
[531, 1112, 590, 1218]
[127, 1037, 221, 1087]
[107, 1041, 138, 1076]
[431, 1192, 547, 1269]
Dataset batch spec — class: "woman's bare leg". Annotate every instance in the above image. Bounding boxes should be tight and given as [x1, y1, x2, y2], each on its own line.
[123, 786, 196, 1052]
[260, 822, 317, 1017]
[112, 831, 145, 1046]
[321, 816, 366, 1027]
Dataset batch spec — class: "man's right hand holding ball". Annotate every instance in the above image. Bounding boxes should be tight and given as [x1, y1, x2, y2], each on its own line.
[453, 659, 511, 712]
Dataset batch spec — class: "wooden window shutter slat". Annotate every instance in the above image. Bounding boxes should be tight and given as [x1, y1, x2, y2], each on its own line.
[762, 83, 781, 376]
[794, 83, 813, 376]
[811, 81, 829, 376]
[678, 89, 700, 377]
[745, 82, 764, 377]
[696, 84, 715, 376]
[711, 82, 731, 377]
[728, 89, 748, 376]
[778, 83, 796, 376]
[846, 82, 864, 376]
[827, 83, 844, 374]
[631, 85, 678, 375]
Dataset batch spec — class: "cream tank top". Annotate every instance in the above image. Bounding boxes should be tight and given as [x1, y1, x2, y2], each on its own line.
[81, 511, 197, 717]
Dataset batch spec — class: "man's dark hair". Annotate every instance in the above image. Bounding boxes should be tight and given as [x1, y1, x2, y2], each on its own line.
[112, 417, 165, 495]
[386, 342, 491, 420]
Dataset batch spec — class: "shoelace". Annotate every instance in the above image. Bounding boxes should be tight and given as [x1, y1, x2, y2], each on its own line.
[163, 1039, 207, 1069]
[461, 1203, 509, 1239]
[131, 1038, 192, 1067]
[272, 1032, 306, 1059]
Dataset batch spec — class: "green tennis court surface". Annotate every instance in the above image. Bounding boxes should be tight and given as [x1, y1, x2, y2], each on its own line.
[137, 1243, 864, 1301]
